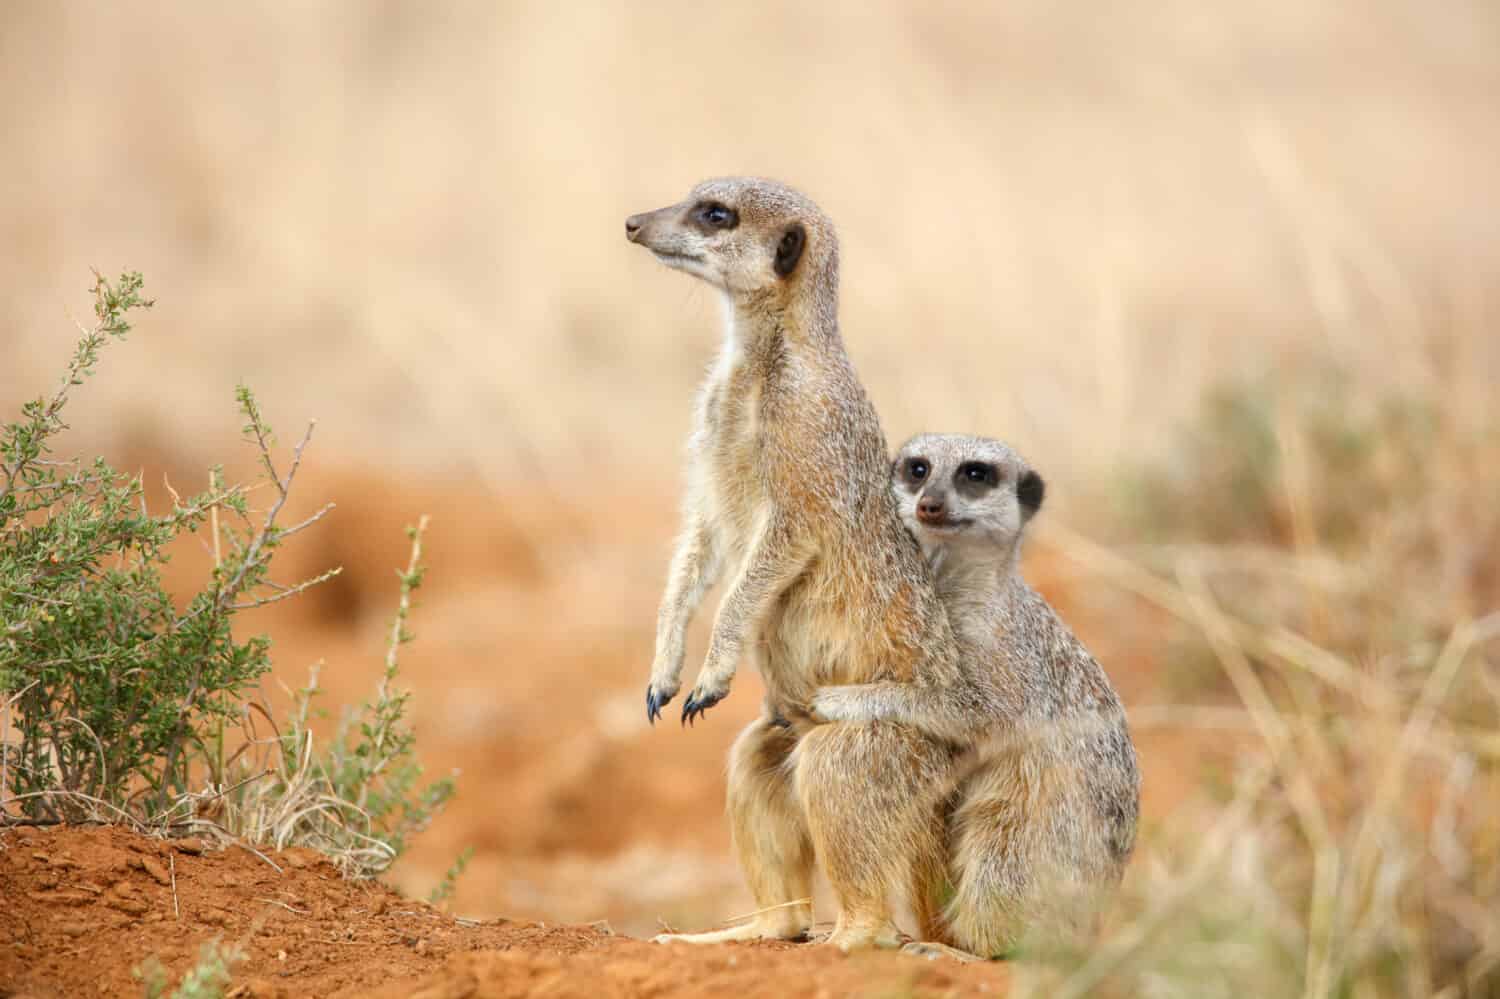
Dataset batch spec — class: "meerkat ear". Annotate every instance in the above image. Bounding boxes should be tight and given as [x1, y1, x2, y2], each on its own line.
[774, 223, 806, 278]
[1017, 469, 1045, 520]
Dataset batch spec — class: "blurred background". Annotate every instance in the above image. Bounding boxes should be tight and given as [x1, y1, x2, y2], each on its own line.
[4, 3, 1498, 992]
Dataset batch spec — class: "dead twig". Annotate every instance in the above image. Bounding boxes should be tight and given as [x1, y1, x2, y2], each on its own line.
[253, 897, 308, 916]
[169, 852, 180, 921]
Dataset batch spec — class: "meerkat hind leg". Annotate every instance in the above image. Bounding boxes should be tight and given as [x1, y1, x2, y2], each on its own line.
[655, 714, 815, 945]
[795, 722, 953, 953]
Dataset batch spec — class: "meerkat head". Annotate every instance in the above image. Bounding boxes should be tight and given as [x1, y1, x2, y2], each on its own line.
[625, 177, 837, 302]
[891, 433, 1046, 572]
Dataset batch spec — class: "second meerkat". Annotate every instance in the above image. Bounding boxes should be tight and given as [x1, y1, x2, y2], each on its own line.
[879, 433, 1141, 956]
[627, 178, 986, 950]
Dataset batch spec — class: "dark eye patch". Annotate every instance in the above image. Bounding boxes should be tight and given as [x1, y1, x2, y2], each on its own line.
[899, 457, 930, 487]
[953, 461, 998, 499]
[694, 201, 739, 231]
[957, 462, 996, 485]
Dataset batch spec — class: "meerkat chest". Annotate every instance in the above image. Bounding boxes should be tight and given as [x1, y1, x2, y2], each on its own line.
[756, 553, 923, 709]
[695, 356, 771, 542]
[759, 586, 861, 701]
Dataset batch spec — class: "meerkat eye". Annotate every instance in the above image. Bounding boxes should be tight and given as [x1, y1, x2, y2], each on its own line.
[958, 462, 996, 485]
[906, 459, 929, 482]
[697, 202, 738, 230]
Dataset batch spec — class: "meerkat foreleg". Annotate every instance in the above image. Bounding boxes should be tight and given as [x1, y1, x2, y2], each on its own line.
[810, 680, 986, 744]
[646, 512, 723, 723]
[680, 518, 808, 725]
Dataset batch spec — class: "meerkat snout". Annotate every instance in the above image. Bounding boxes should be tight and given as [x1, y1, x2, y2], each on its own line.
[915, 491, 950, 526]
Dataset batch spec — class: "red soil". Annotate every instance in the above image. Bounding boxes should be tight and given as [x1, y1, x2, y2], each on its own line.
[0, 824, 1010, 998]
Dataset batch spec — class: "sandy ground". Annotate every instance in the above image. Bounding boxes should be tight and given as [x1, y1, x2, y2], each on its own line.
[0, 824, 1012, 998]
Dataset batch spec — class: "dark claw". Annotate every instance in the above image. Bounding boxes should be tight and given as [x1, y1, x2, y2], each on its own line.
[646, 686, 671, 725]
[681, 688, 724, 727]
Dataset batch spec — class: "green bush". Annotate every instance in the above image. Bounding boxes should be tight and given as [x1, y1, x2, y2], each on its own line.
[0, 272, 454, 877]
[232, 515, 457, 876]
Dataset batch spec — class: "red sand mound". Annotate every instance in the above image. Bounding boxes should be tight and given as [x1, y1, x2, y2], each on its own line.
[0, 825, 1010, 998]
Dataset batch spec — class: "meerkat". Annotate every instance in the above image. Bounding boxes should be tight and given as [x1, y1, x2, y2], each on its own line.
[871, 433, 1141, 957]
[626, 178, 987, 951]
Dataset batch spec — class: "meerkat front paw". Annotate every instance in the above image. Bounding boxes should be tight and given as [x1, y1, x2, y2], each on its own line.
[681, 675, 730, 726]
[645, 677, 680, 725]
[809, 686, 878, 724]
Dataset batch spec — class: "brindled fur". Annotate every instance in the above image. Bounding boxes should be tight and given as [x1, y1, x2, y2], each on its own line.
[627, 179, 982, 951]
[885, 433, 1141, 956]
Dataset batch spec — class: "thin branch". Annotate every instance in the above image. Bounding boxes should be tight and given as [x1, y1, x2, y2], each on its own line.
[1, 789, 151, 831]
[210, 471, 222, 569]
[146, 768, 275, 828]
[384, 515, 430, 678]
[216, 419, 318, 613]
[156, 418, 320, 813]
[277, 502, 337, 540]
[3, 474, 110, 497]
[229, 567, 342, 611]
[61, 717, 109, 806]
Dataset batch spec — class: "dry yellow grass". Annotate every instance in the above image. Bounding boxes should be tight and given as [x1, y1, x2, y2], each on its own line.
[3, 2, 1497, 498]
[4, 3, 1499, 994]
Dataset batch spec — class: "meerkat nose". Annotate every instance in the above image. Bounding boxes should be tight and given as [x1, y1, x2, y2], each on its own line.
[917, 495, 947, 523]
[625, 215, 645, 241]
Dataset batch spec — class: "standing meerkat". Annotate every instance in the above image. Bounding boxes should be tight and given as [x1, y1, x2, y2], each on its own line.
[625, 178, 985, 951]
[874, 433, 1141, 957]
